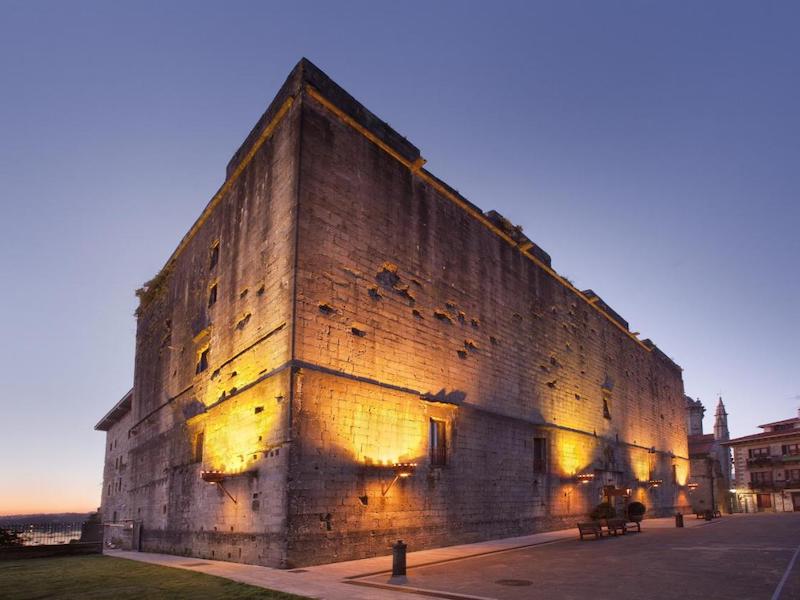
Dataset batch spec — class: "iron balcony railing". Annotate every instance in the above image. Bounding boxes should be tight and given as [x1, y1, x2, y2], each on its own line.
[746, 456, 777, 467]
[748, 481, 784, 492]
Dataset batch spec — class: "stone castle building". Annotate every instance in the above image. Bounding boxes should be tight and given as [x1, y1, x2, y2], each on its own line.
[96, 58, 690, 567]
[685, 396, 732, 513]
[726, 409, 800, 513]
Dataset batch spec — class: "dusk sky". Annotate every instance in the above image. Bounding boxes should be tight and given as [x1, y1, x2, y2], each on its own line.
[1, 1, 797, 515]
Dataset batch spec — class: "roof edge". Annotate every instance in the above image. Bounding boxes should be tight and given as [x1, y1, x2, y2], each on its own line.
[723, 429, 800, 446]
[95, 389, 133, 431]
[227, 57, 420, 178]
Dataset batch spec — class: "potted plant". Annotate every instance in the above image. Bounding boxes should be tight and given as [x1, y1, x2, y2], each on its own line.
[589, 502, 617, 525]
[626, 501, 647, 523]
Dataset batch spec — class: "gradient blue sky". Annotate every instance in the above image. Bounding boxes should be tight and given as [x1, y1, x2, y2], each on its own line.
[1, 1, 797, 514]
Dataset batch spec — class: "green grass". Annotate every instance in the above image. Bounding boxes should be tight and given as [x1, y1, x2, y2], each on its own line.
[0, 555, 310, 599]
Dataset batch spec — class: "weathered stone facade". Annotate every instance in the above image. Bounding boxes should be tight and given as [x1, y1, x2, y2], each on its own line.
[685, 397, 732, 514]
[95, 389, 135, 548]
[96, 58, 690, 568]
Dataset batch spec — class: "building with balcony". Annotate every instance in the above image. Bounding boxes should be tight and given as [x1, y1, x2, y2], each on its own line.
[725, 409, 800, 512]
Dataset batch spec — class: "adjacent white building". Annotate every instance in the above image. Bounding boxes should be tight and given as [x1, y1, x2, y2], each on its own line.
[725, 410, 800, 513]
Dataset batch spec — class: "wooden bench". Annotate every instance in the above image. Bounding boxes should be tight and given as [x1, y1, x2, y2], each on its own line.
[696, 510, 722, 519]
[577, 522, 603, 540]
[605, 518, 627, 536]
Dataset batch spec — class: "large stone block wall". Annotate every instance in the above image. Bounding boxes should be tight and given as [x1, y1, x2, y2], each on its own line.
[294, 98, 686, 454]
[124, 91, 302, 567]
[287, 94, 689, 564]
[133, 371, 292, 565]
[286, 369, 688, 566]
[106, 59, 691, 568]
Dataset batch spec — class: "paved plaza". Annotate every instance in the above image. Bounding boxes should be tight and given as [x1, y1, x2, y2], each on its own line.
[113, 513, 800, 600]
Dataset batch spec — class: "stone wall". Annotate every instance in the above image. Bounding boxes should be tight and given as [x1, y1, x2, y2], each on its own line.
[106, 58, 690, 569]
[124, 78, 301, 567]
[100, 405, 134, 547]
[286, 83, 690, 564]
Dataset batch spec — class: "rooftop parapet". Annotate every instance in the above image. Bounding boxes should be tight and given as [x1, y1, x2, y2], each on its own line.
[227, 57, 421, 179]
[485, 210, 552, 267]
[581, 289, 629, 330]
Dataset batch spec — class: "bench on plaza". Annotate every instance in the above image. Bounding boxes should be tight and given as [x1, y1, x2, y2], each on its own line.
[605, 518, 627, 536]
[625, 519, 641, 533]
[696, 510, 722, 520]
[577, 522, 604, 540]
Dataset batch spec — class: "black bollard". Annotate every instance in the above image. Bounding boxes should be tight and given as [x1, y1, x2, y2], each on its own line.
[675, 512, 684, 528]
[392, 540, 407, 577]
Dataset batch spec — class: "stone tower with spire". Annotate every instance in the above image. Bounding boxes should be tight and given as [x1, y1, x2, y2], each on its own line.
[714, 397, 732, 482]
[714, 397, 730, 441]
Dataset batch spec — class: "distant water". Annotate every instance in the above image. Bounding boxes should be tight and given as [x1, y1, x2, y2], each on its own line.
[2, 523, 83, 546]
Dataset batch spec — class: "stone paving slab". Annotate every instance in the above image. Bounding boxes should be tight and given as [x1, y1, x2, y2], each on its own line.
[357, 513, 800, 600]
[107, 515, 719, 600]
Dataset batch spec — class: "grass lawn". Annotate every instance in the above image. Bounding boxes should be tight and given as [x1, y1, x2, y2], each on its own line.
[0, 555, 310, 599]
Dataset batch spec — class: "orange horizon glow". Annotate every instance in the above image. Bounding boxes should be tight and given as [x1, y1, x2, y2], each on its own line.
[0, 489, 99, 517]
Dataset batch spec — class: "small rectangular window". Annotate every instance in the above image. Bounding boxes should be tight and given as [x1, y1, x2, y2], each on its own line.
[430, 419, 447, 466]
[782, 444, 800, 456]
[195, 432, 204, 463]
[208, 283, 218, 308]
[749, 447, 770, 458]
[602, 398, 611, 419]
[209, 241, 220, 269]
[196, 347, 210, 374]
[533, 437, 547, 473]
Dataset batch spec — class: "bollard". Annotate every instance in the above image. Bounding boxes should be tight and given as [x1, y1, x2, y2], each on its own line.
[392, 540, 407, 578]
[675, 512, 684, 528]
